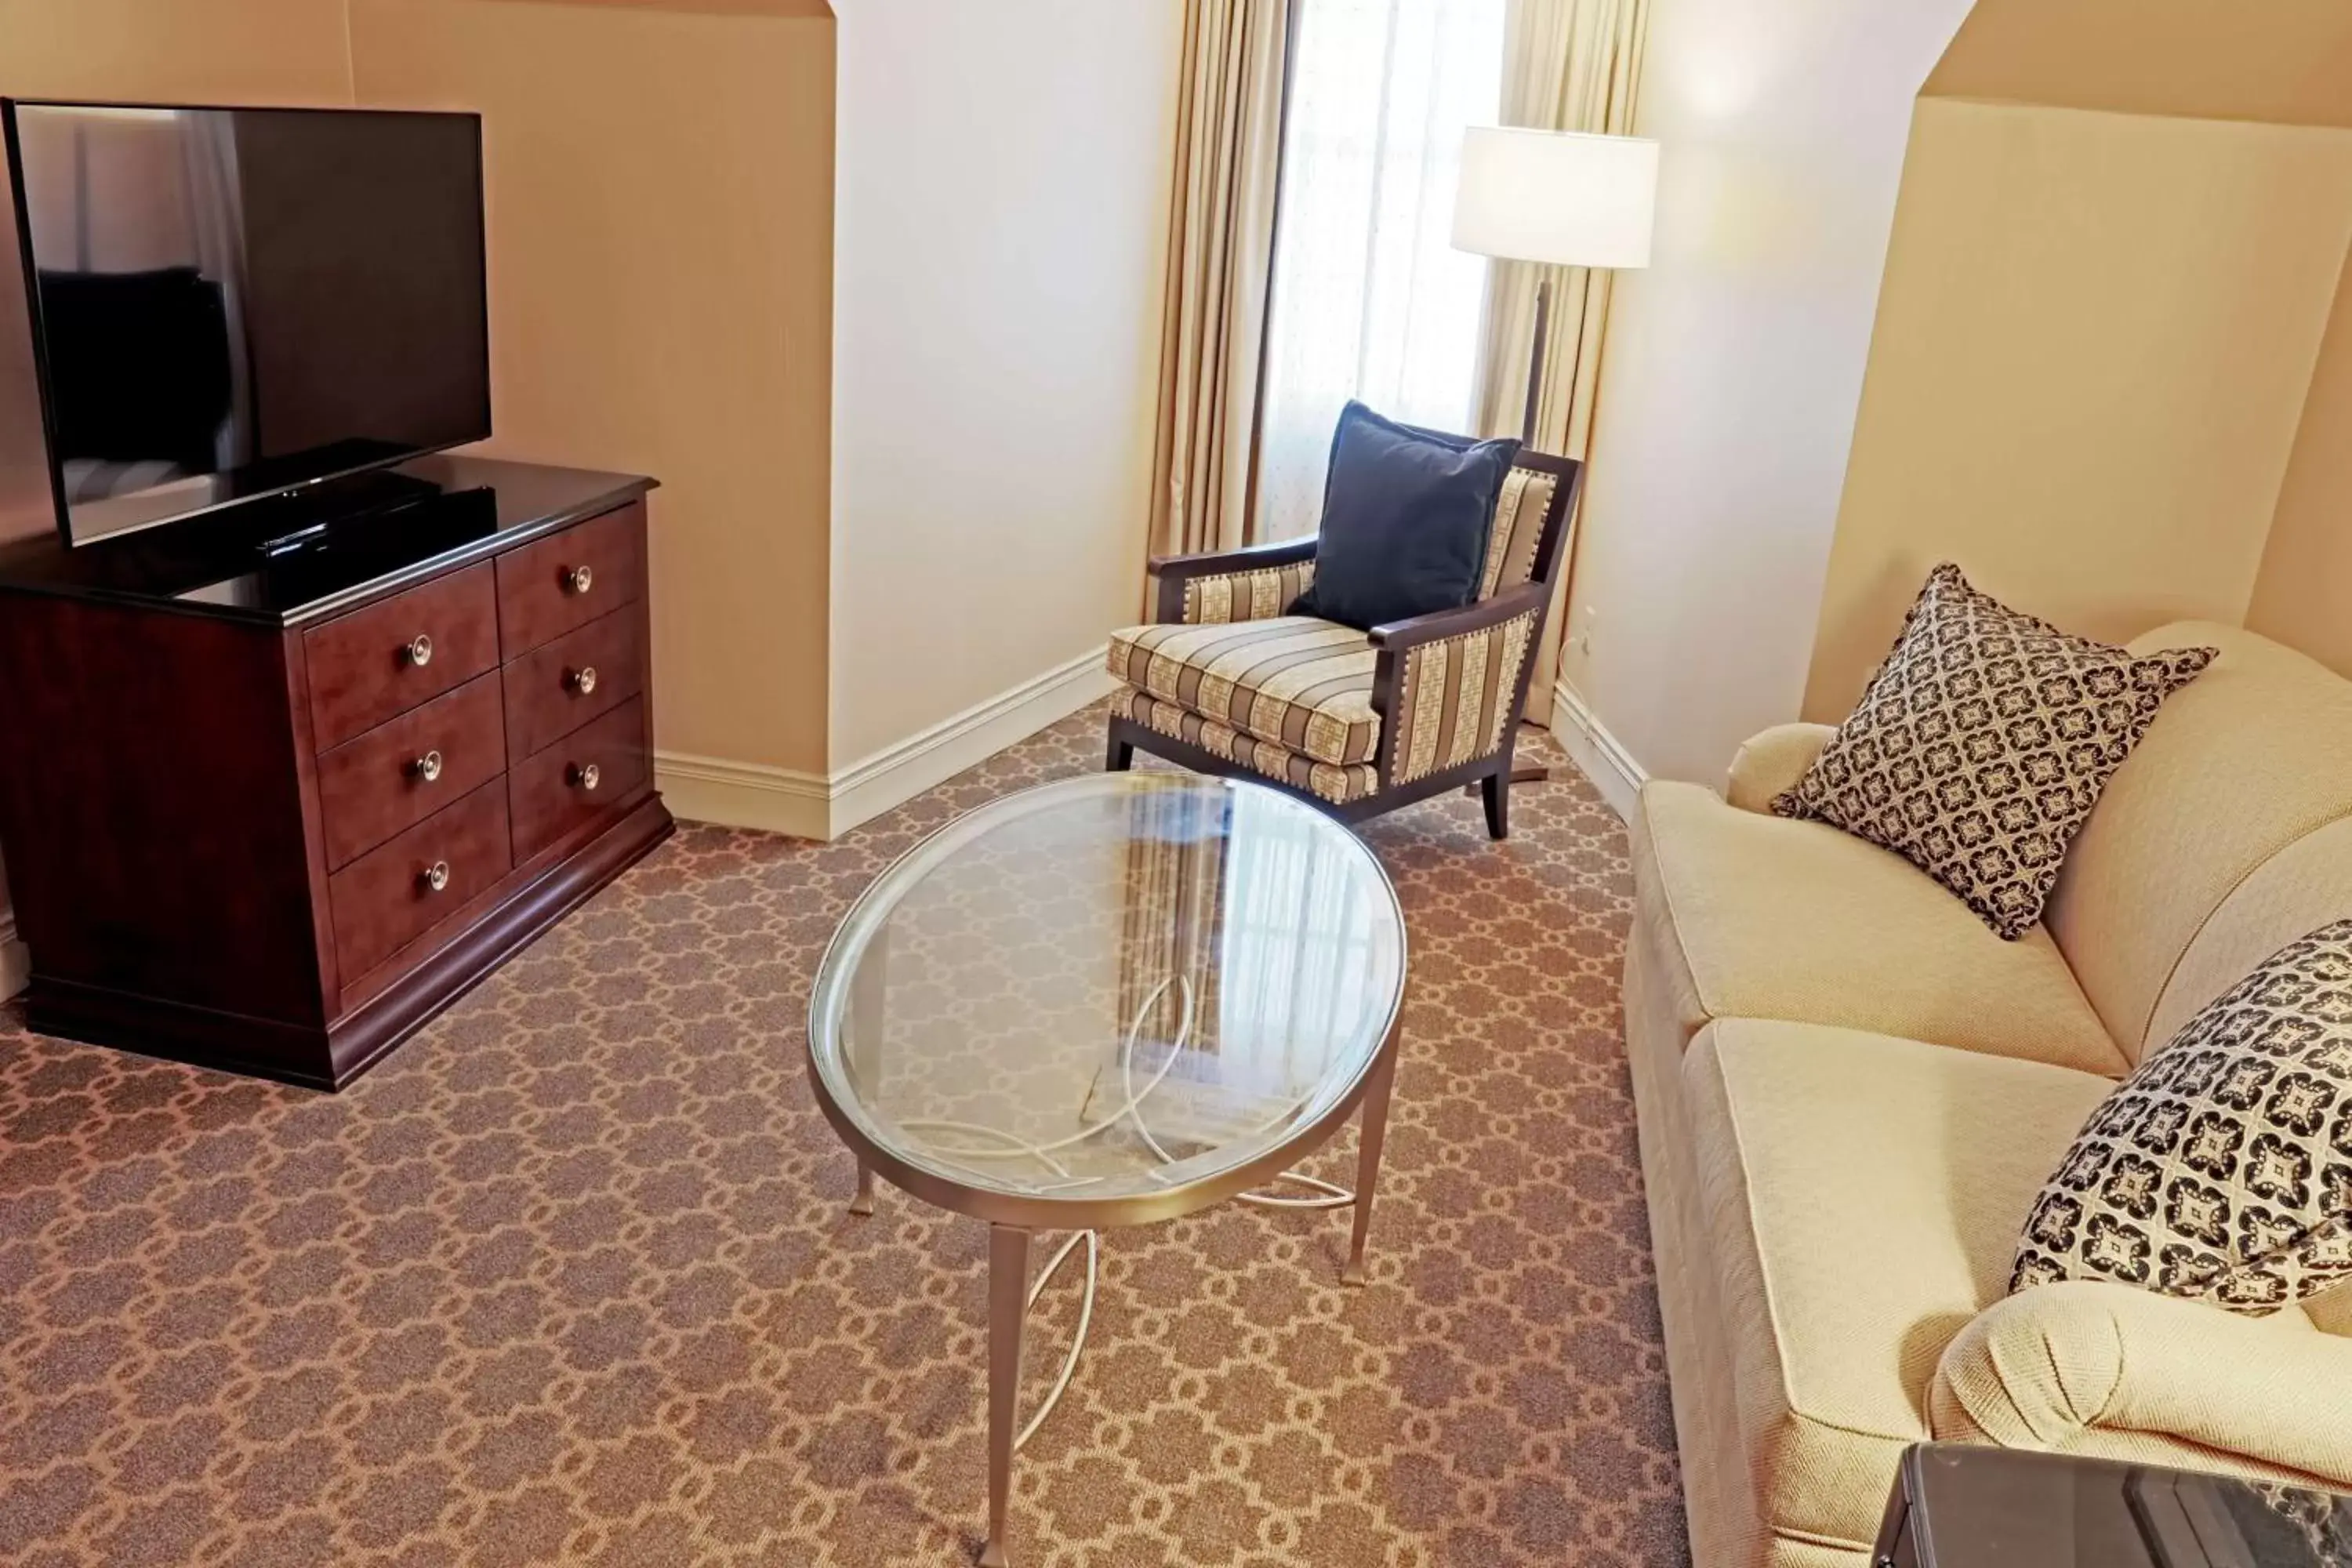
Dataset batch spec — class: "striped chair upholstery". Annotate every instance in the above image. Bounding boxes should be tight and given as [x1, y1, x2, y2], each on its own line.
[1108, 447, 1581, 829]
[1116, 690, 1379, 804]
[1478, 464, 1563, 599]
[1107, 617, 1377, 768]
[1182, 557, 1316, 626]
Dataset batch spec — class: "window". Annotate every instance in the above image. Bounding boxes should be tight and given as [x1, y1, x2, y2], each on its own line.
[1254, 0, 1508, 539]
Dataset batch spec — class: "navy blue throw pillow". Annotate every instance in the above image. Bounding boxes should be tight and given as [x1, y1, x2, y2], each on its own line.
[1291, 402, 1519, 633]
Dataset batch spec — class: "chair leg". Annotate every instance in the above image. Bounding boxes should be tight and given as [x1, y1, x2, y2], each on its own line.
[1105, 727, 1134, 772]
[1481, 766, 1509, 840]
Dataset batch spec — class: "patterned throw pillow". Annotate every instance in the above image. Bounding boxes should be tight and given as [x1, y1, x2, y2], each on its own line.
[2011, 919, 2352, 1316]
[1774, 564, 2215, 939]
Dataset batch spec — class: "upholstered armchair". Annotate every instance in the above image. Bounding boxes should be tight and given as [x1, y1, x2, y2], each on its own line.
[1104, 448, 1582, 838]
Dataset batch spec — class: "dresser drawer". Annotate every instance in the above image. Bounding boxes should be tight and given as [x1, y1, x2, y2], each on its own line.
[316, 673, 507, 870]
[304, 563, 500, 750]
[328, 778, 513, 982]
[510, 698, 650, 862]
[496, 503, 646, 657]
[502, 605, 644, 763]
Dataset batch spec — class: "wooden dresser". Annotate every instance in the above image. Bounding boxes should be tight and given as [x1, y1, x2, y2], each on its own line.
[0, 456, 674, 1088]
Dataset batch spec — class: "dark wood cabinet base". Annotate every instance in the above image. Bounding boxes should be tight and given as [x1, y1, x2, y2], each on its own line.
[24, 795, 674, 1091]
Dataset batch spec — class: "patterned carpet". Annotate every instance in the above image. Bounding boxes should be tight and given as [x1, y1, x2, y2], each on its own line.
[0, 710, 1682, 1568]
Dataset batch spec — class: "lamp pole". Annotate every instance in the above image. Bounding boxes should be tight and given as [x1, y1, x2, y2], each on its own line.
[1521, 273, 1552, 447]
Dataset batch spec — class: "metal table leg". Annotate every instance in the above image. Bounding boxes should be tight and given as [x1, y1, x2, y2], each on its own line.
[1342, 1022, 1401, 1287]
[981, 1224, 1029, 1568]
[849, 1160, 876, 1216]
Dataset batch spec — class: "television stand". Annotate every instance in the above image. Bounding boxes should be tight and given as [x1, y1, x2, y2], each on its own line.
[0, 454, 674, 1089]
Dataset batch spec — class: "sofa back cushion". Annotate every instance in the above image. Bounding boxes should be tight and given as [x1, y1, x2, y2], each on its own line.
[2149, 816, 2352, 1049]
[2045, 622, 2352, 1062]
[2310, 1279, 2352, 1336]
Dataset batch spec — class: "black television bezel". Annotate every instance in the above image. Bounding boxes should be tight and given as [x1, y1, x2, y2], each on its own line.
[0, 97, 492, 550]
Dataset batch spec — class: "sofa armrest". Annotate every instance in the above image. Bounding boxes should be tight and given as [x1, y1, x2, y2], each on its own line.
[1931, 1281, 2352, 1490]
[1146, 538, 1317, 624]
[1725, 723, 1837, 813]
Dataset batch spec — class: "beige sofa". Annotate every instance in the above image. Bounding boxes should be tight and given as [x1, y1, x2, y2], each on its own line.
[1625, 620, 2352, 1568]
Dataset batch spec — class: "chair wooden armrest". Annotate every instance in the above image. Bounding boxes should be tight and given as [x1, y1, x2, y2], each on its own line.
[1146, 537, 1318, 623]
[1367, 580, 1548, 655]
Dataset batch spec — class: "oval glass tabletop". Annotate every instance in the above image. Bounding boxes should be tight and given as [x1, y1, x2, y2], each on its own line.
[806, 772, 1407, 1223]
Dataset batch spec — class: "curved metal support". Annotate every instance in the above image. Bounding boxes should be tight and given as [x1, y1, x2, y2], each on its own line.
[1014, 1229, 1098, 1452]
[1236, 1171, 1356, 1210]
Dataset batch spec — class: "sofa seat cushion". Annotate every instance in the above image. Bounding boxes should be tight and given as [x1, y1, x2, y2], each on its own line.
[1635, 781, 2128, 1075]
[1107, 616, 1380, 768]
[1685, 1019, 2118, 1551]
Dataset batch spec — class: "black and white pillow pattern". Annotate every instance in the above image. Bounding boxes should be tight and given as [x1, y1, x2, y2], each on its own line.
[2012, 919, 2352, 1316]
[1775, 564, 2215, 940]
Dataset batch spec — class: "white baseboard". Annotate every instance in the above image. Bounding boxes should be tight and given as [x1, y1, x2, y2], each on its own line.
[0, 911, 26, 1003]
[652, 753, 833, 840]
[1548, 679, 1646, 821]
[826, 644, 1115, 835]
[655, 644, 1115, 842]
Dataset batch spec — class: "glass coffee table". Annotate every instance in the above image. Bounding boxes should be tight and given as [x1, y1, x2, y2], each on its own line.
[806, 772, 1408, 1567]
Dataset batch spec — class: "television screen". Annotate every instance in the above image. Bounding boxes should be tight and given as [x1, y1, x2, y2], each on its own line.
[2, 102, 488, 546]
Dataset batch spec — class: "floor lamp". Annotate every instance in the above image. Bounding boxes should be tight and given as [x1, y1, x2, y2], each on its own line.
[1451, 126, 1659, 783]
[1452, 126, 1660, 445]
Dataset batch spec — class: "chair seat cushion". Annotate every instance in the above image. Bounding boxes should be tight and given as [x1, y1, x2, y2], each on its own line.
[1116, 689, 1378, 804]
[1107, 616, 1381, 768]
[1685, 1019, 2118, 1551]
[1635, 780, 2126, 1074]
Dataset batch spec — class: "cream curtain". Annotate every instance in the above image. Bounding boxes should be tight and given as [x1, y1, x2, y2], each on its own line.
[1147, 0, 1297, 565]
[1470, 0, 1649, 717]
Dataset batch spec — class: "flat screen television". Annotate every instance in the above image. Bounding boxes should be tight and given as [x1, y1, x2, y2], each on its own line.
[0, 101, 489, 547]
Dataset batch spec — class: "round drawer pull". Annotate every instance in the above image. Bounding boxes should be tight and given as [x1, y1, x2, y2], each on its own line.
[568, 762, 602, 793]
[565, 665, 598, 696]
[420, 860, 452, 895]
[404, 633, 435, 669]
[411, 750, 445, 784]
[563, 564, 594, 597]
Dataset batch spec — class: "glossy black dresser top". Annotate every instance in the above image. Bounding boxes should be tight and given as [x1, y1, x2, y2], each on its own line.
[0, 454, 655, 626]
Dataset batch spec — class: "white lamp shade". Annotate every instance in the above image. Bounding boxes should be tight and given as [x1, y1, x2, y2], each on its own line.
[1451, 126, 1659, 269]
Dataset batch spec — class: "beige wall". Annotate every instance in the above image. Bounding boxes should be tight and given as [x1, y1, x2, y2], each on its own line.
[1804, 101, 2352, 719]
[0, 0, 354, 103]
[1560, 0, 1976, 786]
[0, 0, 357, 994]
[826, 0, 1178, 772]
[2249, 249, 2352, 677]
[354, 0, 836, 776]
[1, 0, 835, 779]
[1926, 0, 2352, 132]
